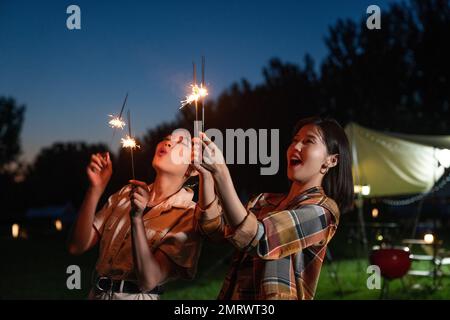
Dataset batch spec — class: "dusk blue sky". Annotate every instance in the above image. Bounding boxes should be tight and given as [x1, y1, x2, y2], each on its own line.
[0, 0, 396, 163]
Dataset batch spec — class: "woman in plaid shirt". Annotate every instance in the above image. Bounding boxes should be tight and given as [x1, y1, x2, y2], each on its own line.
[192, 117, 354, 300]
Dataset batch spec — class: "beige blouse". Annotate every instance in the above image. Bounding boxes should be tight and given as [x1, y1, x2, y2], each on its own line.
[93, 184, 202, 282]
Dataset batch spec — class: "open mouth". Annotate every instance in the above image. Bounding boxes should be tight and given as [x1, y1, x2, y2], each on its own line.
[289, 156, 303, 167]
[158, 148, 168, 156]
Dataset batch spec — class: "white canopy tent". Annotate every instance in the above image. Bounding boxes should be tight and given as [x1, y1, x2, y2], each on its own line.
[345, 123, 450, 197]
[344, 123, 450, 253]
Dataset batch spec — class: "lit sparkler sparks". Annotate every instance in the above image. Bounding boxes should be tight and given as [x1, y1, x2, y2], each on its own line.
[121, 135, 140, 149]
[108, 93, 128, 130]
[109, 116, 126, 129]
[179, 58, 208, 110]
[179, 57, 208, 135]
[121, 110, 139, 180]
[180, 84, 208, 109]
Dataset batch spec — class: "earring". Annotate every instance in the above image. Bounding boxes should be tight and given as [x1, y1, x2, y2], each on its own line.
[320, 166, 329, 175]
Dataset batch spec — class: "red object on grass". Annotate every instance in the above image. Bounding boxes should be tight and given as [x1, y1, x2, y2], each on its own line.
[370, 248, 411, 279]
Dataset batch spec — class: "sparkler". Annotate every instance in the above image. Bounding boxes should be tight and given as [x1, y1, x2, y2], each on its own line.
[201, 56, 206, 133]
[121, 135, 139, 149]
[108, 93, 128, 134]
[180, 84, 208, 109]
[179, 57, 208, 133]
[109, 117, 126, 130]
[121, 110, 140, 180]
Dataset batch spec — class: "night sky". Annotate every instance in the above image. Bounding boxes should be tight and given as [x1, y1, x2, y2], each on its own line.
[0, 0, 396, 162]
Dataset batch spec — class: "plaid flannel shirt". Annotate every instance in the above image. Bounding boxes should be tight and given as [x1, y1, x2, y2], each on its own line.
[195, 186, 340, 300]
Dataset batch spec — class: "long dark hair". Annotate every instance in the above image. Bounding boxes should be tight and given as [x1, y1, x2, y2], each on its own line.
[293, 117, 354, 213]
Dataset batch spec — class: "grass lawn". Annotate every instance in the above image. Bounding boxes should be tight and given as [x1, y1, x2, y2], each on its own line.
[1, 235, 449, 300]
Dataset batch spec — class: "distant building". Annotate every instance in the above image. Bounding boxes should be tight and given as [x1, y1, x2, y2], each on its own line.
[25, 202, 76, 224]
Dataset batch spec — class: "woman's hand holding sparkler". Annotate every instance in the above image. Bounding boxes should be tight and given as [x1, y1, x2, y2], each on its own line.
[192, 133, 247, 228]
[128, 179, 170, 292]
[86, 152, 112, 193]
[191, 133, 225, 211]
[129, 180, 150, 217]
[192, 132, 227, 176]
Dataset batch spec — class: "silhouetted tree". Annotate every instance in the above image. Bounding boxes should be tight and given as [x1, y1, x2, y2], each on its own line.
[0, 97, 26, 220]
[0, 97, 25, 171]
[165, 0, 449, 200]
[24, 142, 110, 208]
[321, 0, 450, 133]
[20, 0, 448, 211]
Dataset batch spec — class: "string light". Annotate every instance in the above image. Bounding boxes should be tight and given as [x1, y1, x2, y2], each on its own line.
[382, 171, 450, 206]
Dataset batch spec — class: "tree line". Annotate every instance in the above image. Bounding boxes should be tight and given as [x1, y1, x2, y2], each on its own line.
[1, 0, 448, 221]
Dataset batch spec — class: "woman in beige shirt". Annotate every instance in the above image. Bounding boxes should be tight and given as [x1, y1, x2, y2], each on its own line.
[68, 130, 201, 300]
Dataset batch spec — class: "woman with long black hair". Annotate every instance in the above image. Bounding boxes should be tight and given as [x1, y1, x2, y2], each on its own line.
[193, 117, 353, 300]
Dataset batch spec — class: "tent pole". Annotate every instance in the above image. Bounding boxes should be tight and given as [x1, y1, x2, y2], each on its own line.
[357, 196, 368, 255]
[410, 198, 425, 239]
[432, 148, 439, 289]
[351, 124, 369, 256]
